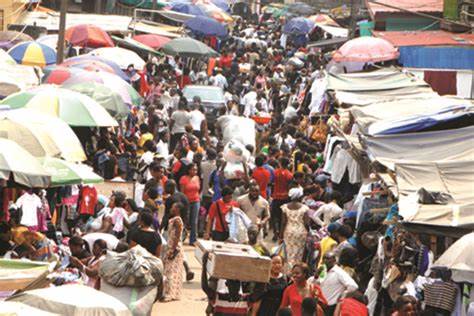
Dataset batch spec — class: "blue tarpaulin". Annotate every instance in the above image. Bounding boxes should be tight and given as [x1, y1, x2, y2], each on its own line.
[398, 46, 474, 70]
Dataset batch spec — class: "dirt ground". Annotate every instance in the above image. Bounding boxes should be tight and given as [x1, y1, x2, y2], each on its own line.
[151, 245, 208, 315]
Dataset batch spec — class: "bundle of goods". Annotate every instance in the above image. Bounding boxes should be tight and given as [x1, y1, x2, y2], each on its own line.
[195, 240, 271, 283]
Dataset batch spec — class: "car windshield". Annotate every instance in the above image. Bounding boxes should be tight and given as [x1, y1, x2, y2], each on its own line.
[183, 86, 224, 102]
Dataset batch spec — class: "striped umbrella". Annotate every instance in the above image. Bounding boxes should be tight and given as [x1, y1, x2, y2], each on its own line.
[0, 86, 118, 127]
[8, 41, 56, 67]
[61, 55, 129, 81]
[65, 24, 114, 48]
[55, 70, 141, 106]
[43, 67, 141, 106]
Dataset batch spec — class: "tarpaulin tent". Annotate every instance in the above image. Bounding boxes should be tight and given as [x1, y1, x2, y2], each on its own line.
[396, 160, 474, 228]
[361, 125, 474, 170]
[334, 86, 437, 106]
[326, 68, 428, 92]
[348, 97, 473, 133]
[367, 104, 474, 135]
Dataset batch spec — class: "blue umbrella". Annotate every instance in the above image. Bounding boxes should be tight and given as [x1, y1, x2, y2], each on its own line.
[184, 16, 228, 38]
[170, 2, 206, 16]
[283, 17, 314, 35]
[211, 0, 230, 12]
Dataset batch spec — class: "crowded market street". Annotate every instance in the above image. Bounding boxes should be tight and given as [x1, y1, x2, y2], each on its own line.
[0, 0, 473, 315]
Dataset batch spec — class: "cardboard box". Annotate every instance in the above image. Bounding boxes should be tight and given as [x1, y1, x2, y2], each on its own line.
[195, 240, 271, 283]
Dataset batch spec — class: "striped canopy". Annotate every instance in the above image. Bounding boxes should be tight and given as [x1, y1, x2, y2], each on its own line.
[8, 41, 56, 67]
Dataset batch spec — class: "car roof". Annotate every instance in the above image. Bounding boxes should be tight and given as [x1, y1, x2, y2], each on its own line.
[183, 85, 223, 91]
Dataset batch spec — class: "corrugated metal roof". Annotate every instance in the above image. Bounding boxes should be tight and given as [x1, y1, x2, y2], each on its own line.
[17, 11, 132, 32]
[366, 0, 443, 15]
[373, 30, 474, 47]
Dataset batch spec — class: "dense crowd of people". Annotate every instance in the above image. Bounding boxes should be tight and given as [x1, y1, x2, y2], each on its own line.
[0, 13, 470, 316]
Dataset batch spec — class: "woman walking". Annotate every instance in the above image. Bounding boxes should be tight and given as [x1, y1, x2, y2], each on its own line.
[162, 202, 185, 302]
[179, 163, 201, 245]
[280, 187, 310, 270]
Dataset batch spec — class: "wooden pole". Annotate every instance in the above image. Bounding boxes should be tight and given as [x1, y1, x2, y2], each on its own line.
[56, 0, 68, 64]
[349, 0, 358, 38]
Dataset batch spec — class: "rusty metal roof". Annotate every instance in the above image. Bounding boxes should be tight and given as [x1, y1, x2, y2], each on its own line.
[366, 0, 443, 16]
[373, 30, 474, 47]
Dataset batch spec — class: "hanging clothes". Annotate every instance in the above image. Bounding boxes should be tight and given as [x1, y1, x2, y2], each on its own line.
[330, 147, 361, 184]
[78, 186, 98, 216]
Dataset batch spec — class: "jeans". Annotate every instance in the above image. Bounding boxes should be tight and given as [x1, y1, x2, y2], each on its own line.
[189, 201, 200, 244]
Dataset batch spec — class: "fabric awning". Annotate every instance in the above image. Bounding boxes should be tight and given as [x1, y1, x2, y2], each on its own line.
[362, 125, 474, 170]
[349, 97, 473, 133]
[326, 68, 428, 92]
[396, 160, 474, 227]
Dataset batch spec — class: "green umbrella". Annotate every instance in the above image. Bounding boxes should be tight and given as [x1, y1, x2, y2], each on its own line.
[63, 82, 130, 119]
[161, 37, 219, 58]
[0, 86, 118, 127]
[40, 157, 103, 186]
[0, 138, 51, 188]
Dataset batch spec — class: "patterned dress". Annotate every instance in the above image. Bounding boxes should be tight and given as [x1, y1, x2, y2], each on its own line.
[163, 216, 185, 301]
[282, 204, 309, 270]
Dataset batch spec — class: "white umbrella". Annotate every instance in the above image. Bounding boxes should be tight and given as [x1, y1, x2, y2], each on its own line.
[36, 34, 58, 50]
[432, 232, 474, 283]
[0, 138, 50, 187]
[7, 284, 131, 316]
[89, 47, 146, 70]
[0, 109, 87, 162]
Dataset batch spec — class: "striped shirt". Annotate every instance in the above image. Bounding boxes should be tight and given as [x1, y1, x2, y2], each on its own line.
[213, 292, 250, 315]
[424, 281, 457, 312]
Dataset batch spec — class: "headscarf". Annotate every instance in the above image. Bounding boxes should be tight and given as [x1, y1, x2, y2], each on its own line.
[288, 187, 304, 201]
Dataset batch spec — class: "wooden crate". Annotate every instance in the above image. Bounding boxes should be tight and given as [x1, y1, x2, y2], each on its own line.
[195, 240, 271, 283]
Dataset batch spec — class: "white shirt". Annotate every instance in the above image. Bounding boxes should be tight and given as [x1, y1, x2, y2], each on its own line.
[312, 202, 343, 227]
[212, 73, 228, 89]
[242, 91, 257, 117]
[283, 105, 297, 122]
[83, 232, 119, 251]
[15, 192, 42, 227]
[170, 110, 191, 134]
[189, 109, 206, 131]
[320, 265, 358, 305]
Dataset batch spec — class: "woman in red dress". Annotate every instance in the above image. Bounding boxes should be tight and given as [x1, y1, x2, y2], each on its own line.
[280, 263, 327, 316]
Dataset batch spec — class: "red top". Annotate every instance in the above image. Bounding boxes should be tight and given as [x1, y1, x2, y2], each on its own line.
[208, 199, 239, 232]
[272, 168, 293, 200]
[179, 175, 201, 203]
[252, 167, 272, 199]
[219, 54, 233, 69]
[176, 74, 191, 89]
[280, 283, 327, 316]
[339, 298, 368, 316]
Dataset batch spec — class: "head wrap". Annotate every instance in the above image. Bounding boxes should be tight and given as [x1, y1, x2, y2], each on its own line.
[288, 187, 304, 201]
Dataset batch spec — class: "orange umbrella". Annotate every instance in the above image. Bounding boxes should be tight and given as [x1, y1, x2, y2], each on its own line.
[132, 34, 171, 49]
[65, 24, 114, 48]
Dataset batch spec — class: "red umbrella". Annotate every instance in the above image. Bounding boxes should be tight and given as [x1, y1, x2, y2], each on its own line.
[332, 37, 399, 63]
[65, 24, 114, 48]
[132, 34, 171, 49]
[42, 66, 85, 85]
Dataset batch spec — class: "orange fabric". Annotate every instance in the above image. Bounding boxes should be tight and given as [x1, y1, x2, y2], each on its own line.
[208, 58, 216, 76]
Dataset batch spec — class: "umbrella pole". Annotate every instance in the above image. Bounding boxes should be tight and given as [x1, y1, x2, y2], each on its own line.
[57, 0, 68, 64]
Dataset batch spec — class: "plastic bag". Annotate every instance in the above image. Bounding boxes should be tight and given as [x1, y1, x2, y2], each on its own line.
[218, 115, 256, 149]
[223, 162, 245, 179]
[99, 245, 163, 287]
[223, 140, 251, 164]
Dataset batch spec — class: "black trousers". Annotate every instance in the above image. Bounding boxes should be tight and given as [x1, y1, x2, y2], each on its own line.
[170, 132, 184, 152]
[271, 199, 289, 237]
